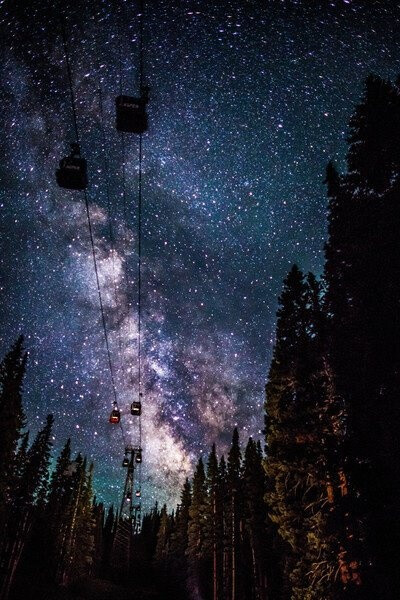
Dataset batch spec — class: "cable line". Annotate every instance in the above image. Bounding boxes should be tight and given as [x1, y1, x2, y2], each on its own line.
[82, 188, 120, 412]
[117, 3, 138, 322]
[137, 132, 143, 450]
[97, 84, 128, 370]
[137, 0, 146, 486]
[60, 18, 80, 147]
[59, 14, 126, 445]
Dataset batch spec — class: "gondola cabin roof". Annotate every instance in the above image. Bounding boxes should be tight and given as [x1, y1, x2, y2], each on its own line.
[116, 95, 144, 109]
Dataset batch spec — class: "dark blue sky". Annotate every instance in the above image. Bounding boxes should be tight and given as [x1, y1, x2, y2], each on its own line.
[0, 0, 399, 509]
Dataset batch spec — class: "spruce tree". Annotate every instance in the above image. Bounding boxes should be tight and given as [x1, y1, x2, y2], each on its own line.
[0, 336, 27, 517]
[169, 478, 191, 590]
[218, 455, 229, 600]
[303, 274, 342, 598]
[91, 499, 104, 577]
[324, 74, 400, 598]
[47, 438, 72, 509]
[137, 504, 162, 578]
[42, 438, 77, 582]
[22, 414, 54, 508]
[13, 432, 29, 483]
[0, 414, 54, 600]
[242, 438, 272, 600]
[102, 504, 115, 572]
[264, 265, 305, 595]
[205, 444, 220, 600]
[347, 74, 400, 192]
[155, 504, 172, 567]
[57, 453, 85, 584]
[70, 461, 96, 579]
[226, 428, 242, 600]
[186, 457, 207, 598]
[264, 267, 338, 599]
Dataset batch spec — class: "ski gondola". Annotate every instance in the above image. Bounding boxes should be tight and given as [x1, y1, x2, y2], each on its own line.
[109, 402, 121, 424]
[115, 86, 149, 134]
[56, 143, 88, 190]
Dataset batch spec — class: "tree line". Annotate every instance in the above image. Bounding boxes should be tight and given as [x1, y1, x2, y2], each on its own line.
[0, 337, 108, 599]
[139, 430, 280, 600]
[1, 72, 400, 599]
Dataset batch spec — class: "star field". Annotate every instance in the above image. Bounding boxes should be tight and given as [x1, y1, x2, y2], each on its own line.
[0, 0, 399, 510]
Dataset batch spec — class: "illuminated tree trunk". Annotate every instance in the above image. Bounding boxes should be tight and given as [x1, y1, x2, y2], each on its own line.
[0, 510, 31, 600]
[250, 539, 260, 600]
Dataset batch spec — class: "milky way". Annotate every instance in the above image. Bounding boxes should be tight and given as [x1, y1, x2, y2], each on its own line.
[0, 0, 398, 510]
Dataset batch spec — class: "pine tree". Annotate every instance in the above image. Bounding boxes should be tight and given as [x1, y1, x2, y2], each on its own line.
[155, 504, 172, 566]
[11, 435, 75, 598]
[264, 266, 308, 597]
[13, 432, 29, 483]
[186, 457, 207, 599]
[102, 504, 116, 572]
[218, 455, 229, 600]
[70, 461, 96, 580]
[60, 456, 97, 584]
[169, 478, 191, 590]
[302, 274, 342, 598]
[205, 444, 220, 600]
[226, 428, 242, 600]
[137, 503, 162, 579]
[0, 414, 54, 600]
[41, 437, 78, 583]
[347, 74, 400, 192]
[264, 267, 338, 599]
[57, 453, 86, 584]
[0, 337, 27, 518]
[48, 438, 72, 509]
[22, 414, 54, 508]
[91, 499, 104, 577]
[324, 75, 400, 599]
[242, 438, 272, 600]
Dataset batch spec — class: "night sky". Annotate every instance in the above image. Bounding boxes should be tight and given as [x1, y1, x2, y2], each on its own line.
[0, 0, 398, 510]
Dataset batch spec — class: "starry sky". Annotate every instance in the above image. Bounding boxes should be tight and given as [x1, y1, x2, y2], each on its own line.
[0, 0, 399, 510]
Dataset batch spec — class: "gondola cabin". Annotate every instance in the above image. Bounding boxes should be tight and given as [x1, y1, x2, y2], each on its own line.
[131, 401, 142, 416]
[135, 490, 141, 497]
[115, 95, 148, 134]
[56, 143, 88, 190]
[109, 405, 121, 424]
[122, 456, 130, 467]
[135, 448, 142, 464]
